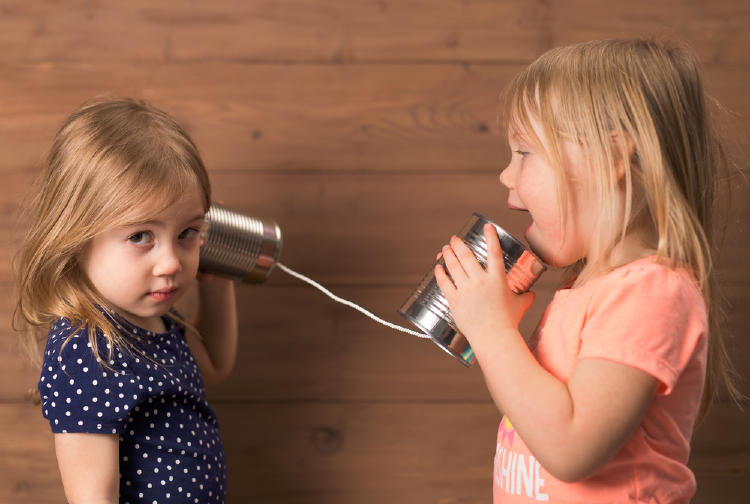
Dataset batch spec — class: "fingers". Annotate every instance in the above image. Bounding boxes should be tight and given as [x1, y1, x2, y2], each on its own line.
[441, 242, 468, 286]
[197, 271, 215, 282]
[519, 290, 536, 312]
[449, 235, 486, 276]
[434, 262, 456, 296]
[436, 226, 507, 290]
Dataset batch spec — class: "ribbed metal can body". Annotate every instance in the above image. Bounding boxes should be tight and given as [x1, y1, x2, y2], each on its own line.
[398, 213, 546, 366]
[199, 203, 282, 283]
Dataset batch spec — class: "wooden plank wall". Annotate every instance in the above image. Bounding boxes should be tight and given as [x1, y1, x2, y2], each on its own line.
[1, 1, 748, 502]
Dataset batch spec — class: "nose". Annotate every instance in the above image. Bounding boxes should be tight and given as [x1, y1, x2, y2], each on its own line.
[153, 244, 183, 277]
[499, 162, 514, 189]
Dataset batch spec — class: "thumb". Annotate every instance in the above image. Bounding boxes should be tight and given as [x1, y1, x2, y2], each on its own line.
[518, 290, 536, 313]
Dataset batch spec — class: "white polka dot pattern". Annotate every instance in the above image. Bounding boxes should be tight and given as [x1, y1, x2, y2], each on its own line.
[39, 316, 227, 502]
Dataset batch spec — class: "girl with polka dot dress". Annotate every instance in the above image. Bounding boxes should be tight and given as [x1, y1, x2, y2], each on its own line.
[15, 97, 238, 503]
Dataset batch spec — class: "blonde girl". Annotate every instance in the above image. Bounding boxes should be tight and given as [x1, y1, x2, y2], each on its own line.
[15, 97, 238, 503]
[435, 39, 739, 503]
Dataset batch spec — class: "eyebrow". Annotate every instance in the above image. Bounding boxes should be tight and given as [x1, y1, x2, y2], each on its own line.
[122, 213, 206, 228]
[187, 213, 207, 223]
[507, 133, 524, 145]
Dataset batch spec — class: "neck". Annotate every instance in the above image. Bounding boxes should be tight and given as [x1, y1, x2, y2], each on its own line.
[576, 229, 656, 286]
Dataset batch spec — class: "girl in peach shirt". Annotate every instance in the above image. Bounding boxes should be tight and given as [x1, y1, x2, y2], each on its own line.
[436, 39, 740, 503]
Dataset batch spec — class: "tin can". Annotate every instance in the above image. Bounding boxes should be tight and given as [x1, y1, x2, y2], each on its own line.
[199, 203, 282, 283]
[398, 213, 545, 366]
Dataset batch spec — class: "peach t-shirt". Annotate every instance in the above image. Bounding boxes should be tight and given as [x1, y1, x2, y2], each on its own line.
[493, 256, 707, 503]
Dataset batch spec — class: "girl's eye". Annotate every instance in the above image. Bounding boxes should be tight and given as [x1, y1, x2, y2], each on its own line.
[178, 227, 199, 240]
[128, 232, 152, 246]
[514, 149, 530, 157]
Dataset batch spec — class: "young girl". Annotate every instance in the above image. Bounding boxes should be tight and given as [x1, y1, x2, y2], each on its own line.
[435, 39, 739, 502]
[15, 97, 238, 503]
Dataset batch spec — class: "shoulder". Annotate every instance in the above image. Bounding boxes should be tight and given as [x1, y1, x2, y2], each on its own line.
[41, 317, 128, 379]
[43, 318, 95, 364]
[39, 319, 145, 434]
[576, 257, 708, 394]
[576, 256, 708, 351]
[46, 318, 83, 345]
[40, 319, 101, 390]
[590, 256, 705, 316]
[578, 256, 708, 357]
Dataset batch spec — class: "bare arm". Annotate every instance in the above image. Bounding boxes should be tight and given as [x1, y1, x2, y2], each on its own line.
[478, 337, 656, 481]
[436, 224, 658, 482]
[183, 275, 238, 385]
[54, 433, 119, 504]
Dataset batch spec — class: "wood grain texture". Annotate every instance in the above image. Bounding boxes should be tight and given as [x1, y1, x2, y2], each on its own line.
[4, 276, 749, 404]
[1, 400, 747, 503]
[0, 1, 748, 64]
[0, 61, 514, 174]
[0, 62, 748, 175]
[0, 402, 65, 502]
[2, 0, 749, 502]
[216, 401, 750, 504]
[3, 170, 750, 284]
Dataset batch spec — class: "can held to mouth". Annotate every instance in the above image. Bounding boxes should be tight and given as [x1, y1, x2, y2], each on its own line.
[398, 213, 546, 367]
[199, 203, 282, 283]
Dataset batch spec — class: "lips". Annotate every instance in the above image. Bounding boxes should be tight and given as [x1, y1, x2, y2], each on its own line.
[148, 287, 177, 302]
[507, 198, 527, 211]
[507, 201, 534, 241]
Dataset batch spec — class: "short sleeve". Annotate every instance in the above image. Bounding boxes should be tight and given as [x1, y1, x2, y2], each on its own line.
[577, 263, 707, 394]
[39, 319, 146, 435]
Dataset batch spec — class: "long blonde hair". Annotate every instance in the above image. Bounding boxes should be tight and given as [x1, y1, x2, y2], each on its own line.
[501, 39, 741, 418]
[15, 97, 211, 366]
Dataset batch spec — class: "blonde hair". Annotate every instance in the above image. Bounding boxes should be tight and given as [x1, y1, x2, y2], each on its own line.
[501, 39, 741, 417]
[15, 97, 211, 367]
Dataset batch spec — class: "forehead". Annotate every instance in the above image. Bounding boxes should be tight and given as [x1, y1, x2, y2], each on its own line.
[507, 110, 547, 147]
[115, 182, 205, 228]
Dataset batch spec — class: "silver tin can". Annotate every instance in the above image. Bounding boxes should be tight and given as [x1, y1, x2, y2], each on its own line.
[199, 203, 282, 283]
[398, 213, 545, 366]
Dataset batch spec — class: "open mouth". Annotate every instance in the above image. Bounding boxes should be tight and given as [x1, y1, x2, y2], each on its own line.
[507, 203, 532, 235]
[506, 204, 541, 258]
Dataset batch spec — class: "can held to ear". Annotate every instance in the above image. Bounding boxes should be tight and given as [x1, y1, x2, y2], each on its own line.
[199, 203, 282, 283]
[398, 213, 546, 367]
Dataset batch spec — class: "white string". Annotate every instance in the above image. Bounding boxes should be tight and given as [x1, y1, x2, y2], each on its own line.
[276, 262, 430, 339]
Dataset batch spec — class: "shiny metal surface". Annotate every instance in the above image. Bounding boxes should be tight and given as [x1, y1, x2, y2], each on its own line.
[199, 203, 282, 283]
[398, 213, 546, 367]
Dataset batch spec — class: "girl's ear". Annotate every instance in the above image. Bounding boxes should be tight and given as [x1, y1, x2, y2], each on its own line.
[610, 131, 635, 182]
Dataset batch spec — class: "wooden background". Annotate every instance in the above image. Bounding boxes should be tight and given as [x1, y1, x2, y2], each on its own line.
[1, 1, 748, 502]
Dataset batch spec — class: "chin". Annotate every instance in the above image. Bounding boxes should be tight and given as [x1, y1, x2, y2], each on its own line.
[526, 234, 569, 269]
[526, 239, 549, 264]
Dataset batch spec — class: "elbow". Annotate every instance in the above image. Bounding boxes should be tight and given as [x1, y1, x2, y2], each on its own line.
[547, 466, 592, 484]
[539, 453, 602, 483]
[201, 363, 235, 386]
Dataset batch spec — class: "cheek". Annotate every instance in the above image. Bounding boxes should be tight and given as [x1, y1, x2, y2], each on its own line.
[81, 247, 113, 284]
[565, 182, 598, 235]
[521, 186, 562, 234]
[184, 244, 202, 272]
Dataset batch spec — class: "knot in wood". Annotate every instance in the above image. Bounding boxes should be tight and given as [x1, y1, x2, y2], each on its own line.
[310, 426, 342, 454]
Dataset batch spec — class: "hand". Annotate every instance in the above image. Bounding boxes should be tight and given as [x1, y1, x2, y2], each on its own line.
[434, 223, 535, 353]
[196, 270, 226, 284]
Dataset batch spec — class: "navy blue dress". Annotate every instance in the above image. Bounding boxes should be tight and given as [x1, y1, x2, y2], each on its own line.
[39, 314, 227, 503]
